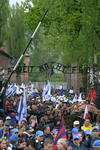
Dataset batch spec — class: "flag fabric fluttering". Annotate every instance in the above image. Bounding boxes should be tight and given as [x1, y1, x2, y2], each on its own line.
[52, 116, 67, 150]
[16, 91, 27, 125]
[59, 86, 64, 96]
[78, 93, 82, 102]
[72, 94, 78, 103]
[6, 83, 16, 98]
[42, 81, 51, 101]
[84, 105, 89, 119]
[27, 91, 38, 98]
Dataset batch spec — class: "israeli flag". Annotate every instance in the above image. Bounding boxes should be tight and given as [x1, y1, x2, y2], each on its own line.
[42, 81, 51, 101]
[72, 94, 78, 103]
[59, 86, 64, 96]
[27, 91, 38, 98]
[78, 93, 82, 102]
[16, 91, 27, 124]
[5, 83, 16, 98]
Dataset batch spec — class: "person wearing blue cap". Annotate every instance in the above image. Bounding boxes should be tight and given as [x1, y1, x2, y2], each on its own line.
[9, 128, 19, 138]
[83, 130, 92, 149]
[91, 126, 100, 149]
[8, 135, 19, 149]
[69, 134, 88, 150]
[92, 139, 100, 150]
[51, 129, 58, 141]
[72, 128, 79, 135]
[34, 130, 44, 150]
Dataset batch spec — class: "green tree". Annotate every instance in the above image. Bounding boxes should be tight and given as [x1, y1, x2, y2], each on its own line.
[23, 0, 100, 65]
[23, 0, 100, 84]
[7, 4, 26, 58]
[0, 0, 9, 46]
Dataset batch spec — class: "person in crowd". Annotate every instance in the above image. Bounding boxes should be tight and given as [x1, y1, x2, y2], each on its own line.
[57, 138, 68, 150]
[92, 139, 100, 150]
[29, 115, 38, 129]
[0, 138, 8, 150]
[81, 119, 92, 131]
[21, 126, 34, 141]
[9, 110, 18, 126]
[43, 125, 53, 140]
[72, 128, 79, 136]
[73, 121, 81, 132]
[9, 128, 19, 138]
[91, 126, 100, 147]
[18, 123, 26, 136]
[51, 129, 58, 141]
[43, 138, 53, 150]
[17, 138, 27, 150]
[0, 118, 4, 130]
[5, 116, 12, 127]
[66, 129, 72, 145]
[69, 134, 87, 150]
[0, 121, 11, 139]
[92, 126, 100, 139]
[83, 130, 92, 149]
[8, 134, 19, 150]
[34, 130, 44, 150]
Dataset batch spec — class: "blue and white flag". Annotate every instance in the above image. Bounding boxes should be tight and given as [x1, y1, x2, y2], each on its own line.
[42, 81, 51, 101]
[78, 93, 82, 102]
[27, 91, 38, 98]
[5, 83, 16, 98]
[16, 91, 27, 124]
[59, 86, 64, 96]
[72, 94, 78, 103]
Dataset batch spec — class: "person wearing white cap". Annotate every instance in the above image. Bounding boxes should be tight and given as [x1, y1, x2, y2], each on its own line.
[5, 116, 11, 125]
[72, 120, 82, 132]
[73, 121, 80, 128]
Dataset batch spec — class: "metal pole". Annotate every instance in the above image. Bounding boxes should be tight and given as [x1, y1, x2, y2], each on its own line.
[0, 10, 48, 108]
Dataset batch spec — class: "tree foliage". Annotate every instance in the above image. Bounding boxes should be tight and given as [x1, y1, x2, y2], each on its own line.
[23, 0, 100, 66]
[7, 4, 26, 58]
[0, 0, 9, 46]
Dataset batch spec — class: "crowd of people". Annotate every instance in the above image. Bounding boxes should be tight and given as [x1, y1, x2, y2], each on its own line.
[0, 82, 99, 150]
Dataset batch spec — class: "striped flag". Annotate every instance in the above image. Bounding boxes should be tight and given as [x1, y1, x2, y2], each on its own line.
[16, 91, 27, 124]
[5, 83, 16, 98]
[42, 81, 51, 101]
[72, 94, 78, 103]
[52, 116, 67, 150]
[78, 93, 82, 102]
[59, 86, 64, 96]
[84, 105, 89, 119]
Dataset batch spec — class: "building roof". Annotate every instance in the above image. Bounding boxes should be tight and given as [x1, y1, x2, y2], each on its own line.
[0, 47, 13, 59]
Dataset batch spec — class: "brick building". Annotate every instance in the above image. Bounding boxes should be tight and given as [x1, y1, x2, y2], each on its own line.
[0, 47, 30, 83]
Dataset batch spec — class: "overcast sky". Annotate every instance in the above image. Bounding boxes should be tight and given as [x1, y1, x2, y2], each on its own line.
[9, 0, 25, 6]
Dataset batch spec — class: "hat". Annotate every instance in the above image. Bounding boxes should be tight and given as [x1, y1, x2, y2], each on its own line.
[4, 121, 10, 126]
[10, 128, 19, 133]
[9, 135, 18, 141]
[73, 134, 80, 140]
[85, 130, 92, 135]
[26, 126, 34, 132]
[92, 140, 100, 147]
[36, 130, 44, 136]
[92, 126, 99, 131]
[72, 128, 79, 134]
[6, 116, 11, 120]
[52, 129, 58, 134]
[73, 121, 80, 125]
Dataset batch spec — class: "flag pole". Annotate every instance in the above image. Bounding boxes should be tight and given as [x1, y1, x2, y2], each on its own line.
[0, 10, 48, 109]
